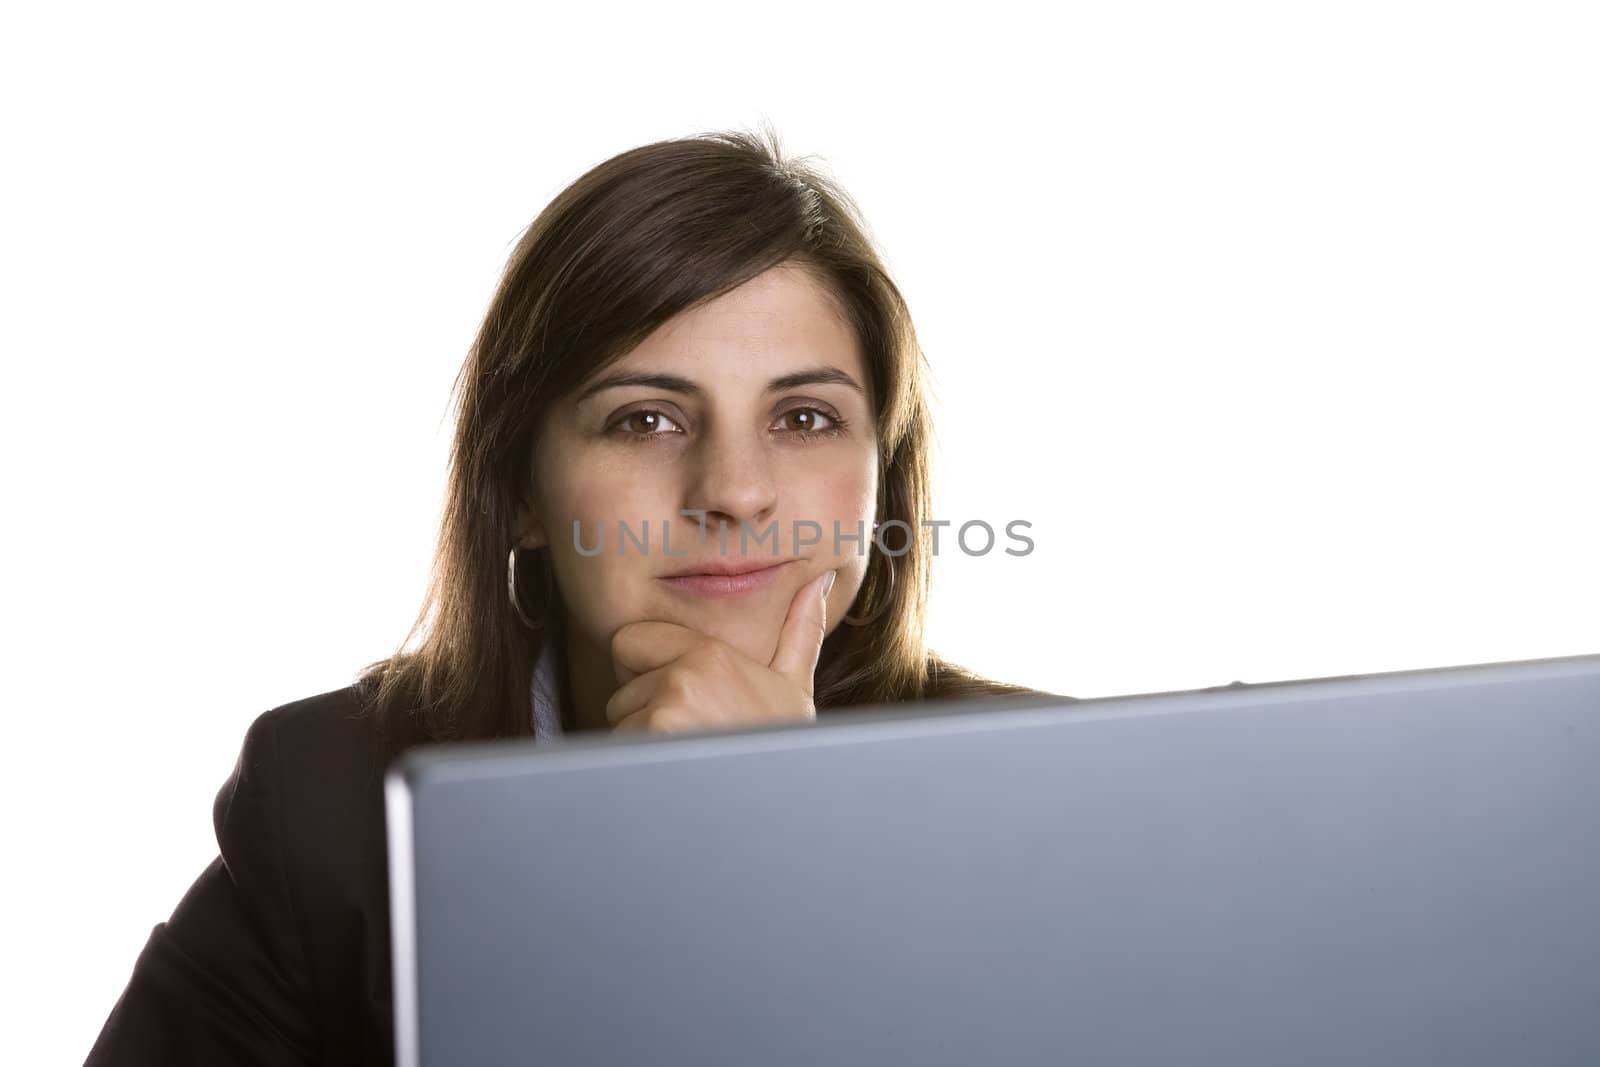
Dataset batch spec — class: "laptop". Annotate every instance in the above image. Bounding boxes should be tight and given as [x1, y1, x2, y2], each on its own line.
[386, 651, 1600, 1066]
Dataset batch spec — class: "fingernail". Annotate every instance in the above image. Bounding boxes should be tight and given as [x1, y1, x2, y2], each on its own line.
[821, 570, 837, 597]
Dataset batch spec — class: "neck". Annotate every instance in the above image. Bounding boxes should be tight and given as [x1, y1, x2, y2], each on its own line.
[560, 630, 618, 734]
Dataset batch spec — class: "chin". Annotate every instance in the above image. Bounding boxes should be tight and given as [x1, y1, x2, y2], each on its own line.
[693, 608, 780, 655]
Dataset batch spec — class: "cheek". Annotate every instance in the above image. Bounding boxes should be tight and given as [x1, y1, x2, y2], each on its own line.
[550, 555, 645, 650]
[797, 472, 878, 569]
[803, 475, 879, 635]
[544, 455, 674, 551]
[540, 464, 670, 636]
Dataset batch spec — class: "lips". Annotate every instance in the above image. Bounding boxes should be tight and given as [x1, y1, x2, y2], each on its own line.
[657, 558, 799, 598]
[659, 557, 795, 579]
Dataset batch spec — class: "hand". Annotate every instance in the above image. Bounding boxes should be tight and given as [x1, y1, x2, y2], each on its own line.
[605, 569, 838, 735]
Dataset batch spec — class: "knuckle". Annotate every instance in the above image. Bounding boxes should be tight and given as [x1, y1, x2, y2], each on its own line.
[661, 671, 699, 706]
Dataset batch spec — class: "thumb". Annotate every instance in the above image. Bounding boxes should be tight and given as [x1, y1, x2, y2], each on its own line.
[769, 569, 836, 692]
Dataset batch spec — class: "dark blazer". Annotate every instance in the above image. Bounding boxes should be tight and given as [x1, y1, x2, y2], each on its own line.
[86, 685, 420, 1066]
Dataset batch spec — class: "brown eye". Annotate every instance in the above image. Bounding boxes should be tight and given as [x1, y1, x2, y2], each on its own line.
[615, 409, 683, 437]
[777, 408, 838, 435]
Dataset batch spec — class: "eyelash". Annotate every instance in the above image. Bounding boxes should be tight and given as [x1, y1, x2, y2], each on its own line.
[609, 406, 849, 445]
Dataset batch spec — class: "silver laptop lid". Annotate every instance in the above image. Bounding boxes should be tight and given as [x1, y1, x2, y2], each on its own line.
[387, 652, 1600, 1067]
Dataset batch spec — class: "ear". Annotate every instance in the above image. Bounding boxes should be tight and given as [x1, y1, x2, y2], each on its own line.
[514, 507, 548, 551]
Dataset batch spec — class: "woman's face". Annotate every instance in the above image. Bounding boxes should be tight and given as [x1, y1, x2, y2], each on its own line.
[517, 263, 880, 670]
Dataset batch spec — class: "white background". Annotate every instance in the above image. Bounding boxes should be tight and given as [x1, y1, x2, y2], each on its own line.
[3, 2, 1596, 1062]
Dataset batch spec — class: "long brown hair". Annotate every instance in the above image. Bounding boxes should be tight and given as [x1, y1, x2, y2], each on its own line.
[355, 124, 1043, 744]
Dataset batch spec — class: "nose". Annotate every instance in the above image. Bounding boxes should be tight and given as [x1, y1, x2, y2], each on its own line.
[683, 426, 778, 542]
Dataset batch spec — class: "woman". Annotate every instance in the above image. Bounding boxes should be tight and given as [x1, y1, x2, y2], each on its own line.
[86, 126, 1053, 1066]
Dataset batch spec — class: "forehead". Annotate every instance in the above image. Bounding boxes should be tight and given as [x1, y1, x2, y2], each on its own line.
[617, 264, 861, 378]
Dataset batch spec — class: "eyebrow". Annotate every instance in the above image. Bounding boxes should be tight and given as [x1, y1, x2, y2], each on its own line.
[575, 365, 867, 405]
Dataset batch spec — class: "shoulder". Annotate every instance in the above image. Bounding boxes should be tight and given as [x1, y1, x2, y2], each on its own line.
[241, 684, 385, 774]
[248, 682, 389, 759]
[219, 682, 435, 931]
[219, 689, 365, 835]
[234, 682, 429, 795]
[220, 684, 418, 1055]
[226, 682, 425, 874]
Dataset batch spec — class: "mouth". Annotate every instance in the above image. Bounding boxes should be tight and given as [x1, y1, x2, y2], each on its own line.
[657, 558, 800, 598]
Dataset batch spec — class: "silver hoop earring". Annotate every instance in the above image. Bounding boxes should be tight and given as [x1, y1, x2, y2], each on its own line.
[507, 547, 539, 630]
[842, 552, 896, 627]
